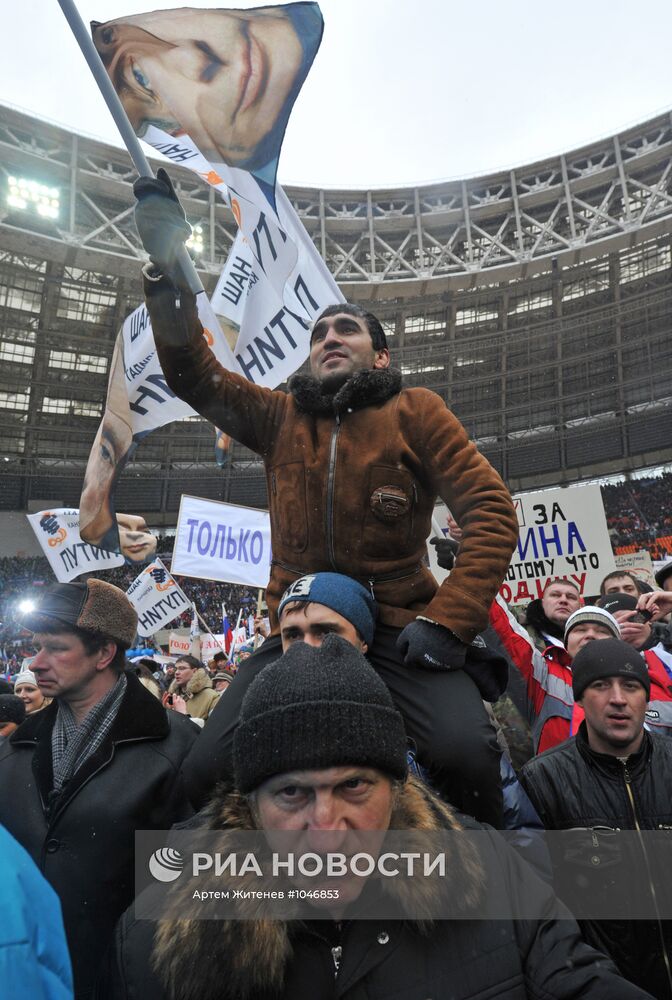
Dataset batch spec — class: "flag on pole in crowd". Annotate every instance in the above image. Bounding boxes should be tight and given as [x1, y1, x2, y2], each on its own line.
[125, 559, 191, 638]
[189, 602, 201, 660]
[27, 508, 124, 583]
[222, 604, 233, 655]
[80, 3, 343, 558]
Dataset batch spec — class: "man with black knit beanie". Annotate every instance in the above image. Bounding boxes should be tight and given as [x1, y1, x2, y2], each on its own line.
[106, 634, 650, 1000]
[0, 579, 197, 999]
[521, 637, 672, 999]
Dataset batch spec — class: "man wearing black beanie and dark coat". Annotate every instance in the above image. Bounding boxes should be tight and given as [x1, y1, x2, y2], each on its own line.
[102, 636, 651, 1000]
[521, 638, 672, 999]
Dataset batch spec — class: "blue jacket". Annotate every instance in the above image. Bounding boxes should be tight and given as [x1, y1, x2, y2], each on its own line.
[0, 823, 73, 999]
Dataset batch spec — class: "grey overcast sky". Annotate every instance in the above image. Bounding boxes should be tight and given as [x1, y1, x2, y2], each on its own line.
[4, 0, 672, 188]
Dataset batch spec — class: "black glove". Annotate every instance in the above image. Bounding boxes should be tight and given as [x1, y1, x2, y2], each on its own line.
[430, 535, 458, 571]
[133, 167, 191, 275]
[396, 619, 467, 670]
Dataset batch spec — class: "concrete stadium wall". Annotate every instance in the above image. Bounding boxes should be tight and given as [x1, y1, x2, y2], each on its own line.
[0, 512, 43, 558]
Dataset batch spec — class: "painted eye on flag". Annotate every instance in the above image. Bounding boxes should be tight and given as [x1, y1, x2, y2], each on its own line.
[131, 62, 152, 93]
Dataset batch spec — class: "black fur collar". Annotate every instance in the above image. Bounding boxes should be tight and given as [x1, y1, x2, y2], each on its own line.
[152, 778, 484, 1000]
[289, 367, 402, 415]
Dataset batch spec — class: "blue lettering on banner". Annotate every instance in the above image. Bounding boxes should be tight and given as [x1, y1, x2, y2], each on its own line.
[251, 212, 288, 274]
[138, 591, 186, 632]
[515, 521, 587, 561]
[128, 307, 150, 344]
[125, 353, 153, 382]
[197, 522, 213, 554]
[293, 274, 319, 314]
[236, 309, 307, 383]
[129, 374, 178, 416]
[220, 255, 256, 307]
[149, 141, 199, 163]
[566, 521, 586, 554]
[60, 542, 119, 572]
[184, 518, 266, 565]
[250, 531, 263, 564]
[186, 519, 199, 550]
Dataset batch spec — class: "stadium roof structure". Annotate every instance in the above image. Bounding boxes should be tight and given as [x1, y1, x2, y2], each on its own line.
[0, 103, 671, 520]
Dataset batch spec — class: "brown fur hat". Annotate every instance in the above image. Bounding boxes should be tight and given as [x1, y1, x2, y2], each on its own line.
[22, 579, 137, 648]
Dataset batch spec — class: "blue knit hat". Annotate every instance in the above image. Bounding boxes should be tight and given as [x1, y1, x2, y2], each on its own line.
[278, 573, 377, 647]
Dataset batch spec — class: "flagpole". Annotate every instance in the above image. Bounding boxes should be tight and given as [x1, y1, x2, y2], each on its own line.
[166, 566, 226, 654]
[57, 0, 203, 296]
[196, 610, 226, 654]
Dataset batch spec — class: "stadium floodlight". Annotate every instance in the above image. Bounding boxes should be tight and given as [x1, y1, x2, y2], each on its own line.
[7, 175, 60, 220]
[187, 223, 204, 255]
[18, 599, 35, 614]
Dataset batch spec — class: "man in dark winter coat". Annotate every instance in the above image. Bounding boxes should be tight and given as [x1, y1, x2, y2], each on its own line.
[520, 638, 672, 999]
[0, 580, 198, 999]
[129, 170, 520, 825]
[102, 635, 651, 1000]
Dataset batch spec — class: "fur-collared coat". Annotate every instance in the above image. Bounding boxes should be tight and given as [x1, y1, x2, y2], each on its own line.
[169, 668, 219, 721]
[144, 274, 518, 644]
[99, 778, 650, 1000]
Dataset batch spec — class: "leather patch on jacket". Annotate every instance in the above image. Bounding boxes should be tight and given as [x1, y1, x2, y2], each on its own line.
[370, 485, 410, 521]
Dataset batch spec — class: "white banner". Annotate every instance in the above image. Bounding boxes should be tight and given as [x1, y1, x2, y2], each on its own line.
[433, 485, 617, 606]
[172, 496, 271, 589]
[200, 633, 229, 660]
[27, 509, 124, 582]
[119, 296, 238, 437]
[168, 633, 191, 657]
[615, 549, 655, 587]
[499, 484, 616, 605]
[92, 3, 341, 396]
[83, 4, 342, 556]
[126, 559, 191, 638]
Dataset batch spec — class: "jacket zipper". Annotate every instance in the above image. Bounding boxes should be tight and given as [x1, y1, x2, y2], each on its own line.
[331, 944, 342, 978]
[622, 762, 672, 993]
[325, 415, 341, 571]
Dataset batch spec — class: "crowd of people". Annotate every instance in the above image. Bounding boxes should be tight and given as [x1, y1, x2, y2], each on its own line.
[0, 544, 258, 667]
[2, 175, 672, 1000]
[604, 472, 672, 556]
[1, 475, 671, 664]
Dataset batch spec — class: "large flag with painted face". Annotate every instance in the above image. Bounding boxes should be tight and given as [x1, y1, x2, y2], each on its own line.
[81, 3, 343, 554]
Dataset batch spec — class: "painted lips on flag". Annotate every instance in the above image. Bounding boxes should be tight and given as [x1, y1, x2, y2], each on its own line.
[81, 3, 342, 556]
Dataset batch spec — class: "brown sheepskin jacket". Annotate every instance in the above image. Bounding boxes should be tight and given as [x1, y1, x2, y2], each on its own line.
[145, 275, 518, 643]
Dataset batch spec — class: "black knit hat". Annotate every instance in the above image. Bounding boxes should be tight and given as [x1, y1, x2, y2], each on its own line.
[233, 634, 408, 793]
[572, 638, 650, 701]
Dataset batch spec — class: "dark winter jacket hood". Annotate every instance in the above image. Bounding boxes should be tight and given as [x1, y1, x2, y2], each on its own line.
[525, 598, 565, 644]
[289, 367, 402, 415]
[152, 778, 484, 1000]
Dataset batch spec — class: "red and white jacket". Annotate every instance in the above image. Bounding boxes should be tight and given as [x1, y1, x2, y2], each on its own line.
[489, 596, 672, 754]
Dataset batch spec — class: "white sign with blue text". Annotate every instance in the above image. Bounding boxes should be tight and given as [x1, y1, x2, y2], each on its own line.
[172, 496, 271, 589]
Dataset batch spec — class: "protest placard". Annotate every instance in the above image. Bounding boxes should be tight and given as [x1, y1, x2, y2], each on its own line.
[433, 485, 617, 606]
[126, 559, 191, 638]
[27, 508, 124, 582]
[614, 550, 655, 587]
[172, 496, 271, 589]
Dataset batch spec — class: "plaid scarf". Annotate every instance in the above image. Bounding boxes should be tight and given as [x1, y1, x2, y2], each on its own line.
[51, 673, 127, 793]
